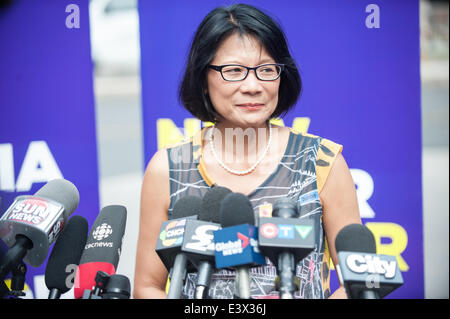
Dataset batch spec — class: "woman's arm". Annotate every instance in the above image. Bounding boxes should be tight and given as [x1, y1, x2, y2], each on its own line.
[133, 148, 171, 298]
[320, 153, 362, 299]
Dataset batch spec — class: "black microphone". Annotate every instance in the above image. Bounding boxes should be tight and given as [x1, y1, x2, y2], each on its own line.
[218, 192, 257, 299]
[335, 224, 403, 299]
[156, 195, 202, 299]
[88, 271, 131, 299]
[74, 205, 127, 299]
[258, 197, 315, 299]
[181, 190, 224, 298]
[45, 215, 88, 299]
[194, 186, 231, 299]
[101, 274, 131, 299]
[0, 179, 80, 280]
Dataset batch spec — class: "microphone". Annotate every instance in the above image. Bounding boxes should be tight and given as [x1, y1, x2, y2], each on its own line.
[45, 215, 88, 299]
[335, 224, 403, 299]
[87, 271, 131, 299]
[257, 197, 315, 299]
[101, 274, 131, 299]
[73, 205, 127, 299]
[215, 192, 265, 299]
[193, 186, 231, 299]
[0, 179, 80, 280]
[155, 195, 202, 299]
[181, 190, 224, 298]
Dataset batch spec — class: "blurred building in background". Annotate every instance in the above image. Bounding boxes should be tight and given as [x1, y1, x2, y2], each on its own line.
[419, 0, 449, 299]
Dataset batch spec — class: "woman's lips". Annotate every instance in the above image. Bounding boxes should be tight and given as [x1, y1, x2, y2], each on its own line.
[236, 103, 264, 110]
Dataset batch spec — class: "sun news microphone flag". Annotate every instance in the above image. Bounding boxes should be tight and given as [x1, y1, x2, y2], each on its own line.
[0, 179, 80, 269]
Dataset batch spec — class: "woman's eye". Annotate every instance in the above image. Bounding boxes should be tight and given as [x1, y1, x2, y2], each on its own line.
[224, 68, 243, 73]
[260, 67, 275, 73]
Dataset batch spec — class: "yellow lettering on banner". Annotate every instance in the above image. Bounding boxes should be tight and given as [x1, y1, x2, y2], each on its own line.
[183, 118, 202, 139]
[365, 222, 409, 271]
[157, 119, 183, 149]
[157, 117, 310, 149]
[156, 118, 203, 149]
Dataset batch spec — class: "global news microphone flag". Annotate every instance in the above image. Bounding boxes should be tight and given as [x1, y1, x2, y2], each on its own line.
[0, 1, 99, 298]
[138, 0, 423, 298]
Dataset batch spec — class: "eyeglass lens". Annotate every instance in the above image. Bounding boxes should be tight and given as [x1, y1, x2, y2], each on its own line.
[221, 64, 281, 81]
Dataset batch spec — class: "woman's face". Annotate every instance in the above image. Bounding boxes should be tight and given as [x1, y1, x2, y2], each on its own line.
[206, 33, 280, 129]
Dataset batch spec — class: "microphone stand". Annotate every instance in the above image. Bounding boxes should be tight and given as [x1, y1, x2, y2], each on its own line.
[0, 235, 32, 281]
[9, 261, 26, 298]
[236, 266, 251, 299]
[360, 290, 380, 299]
[0, 236, 30, 299]
[81, 271, 131, 299]
[167, 253, 188, 299]
[0, 260, 27, 299]
[278, 252, 295, 299]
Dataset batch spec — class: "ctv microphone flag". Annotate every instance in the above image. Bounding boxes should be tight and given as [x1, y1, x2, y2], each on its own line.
[258, 217, 315, 267]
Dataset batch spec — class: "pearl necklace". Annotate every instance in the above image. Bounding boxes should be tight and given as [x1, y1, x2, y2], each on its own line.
[208, 122, 273, 176]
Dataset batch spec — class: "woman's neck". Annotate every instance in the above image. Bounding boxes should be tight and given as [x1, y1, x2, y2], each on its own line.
[208, 121, 272, 165]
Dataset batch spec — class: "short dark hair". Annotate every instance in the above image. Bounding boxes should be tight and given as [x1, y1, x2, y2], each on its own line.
[179, 3, 302, 123]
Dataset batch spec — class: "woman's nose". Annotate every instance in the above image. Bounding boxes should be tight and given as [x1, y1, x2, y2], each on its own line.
[239, 70, 263, 94]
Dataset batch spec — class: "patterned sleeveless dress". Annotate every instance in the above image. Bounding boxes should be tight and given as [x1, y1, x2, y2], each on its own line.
[166, 127, 342, 299]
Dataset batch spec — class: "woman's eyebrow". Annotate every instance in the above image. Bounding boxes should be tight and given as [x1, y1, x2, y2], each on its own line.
[215, 58, 275, 65]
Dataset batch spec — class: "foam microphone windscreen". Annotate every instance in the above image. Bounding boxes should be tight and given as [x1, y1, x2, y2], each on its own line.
[34, 179, 80, 217]
[335, 224, 377, 254]
[45, 215, 88, 293]
[200, 186, 232, 223]
[102, 274, 131, 299]
[219, 192, 255, 227]
[172, 195, 202, 219]
[74, 205, 127, 299]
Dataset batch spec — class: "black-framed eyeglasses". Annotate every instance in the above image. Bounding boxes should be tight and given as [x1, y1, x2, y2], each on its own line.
[208, 63, 285, 82]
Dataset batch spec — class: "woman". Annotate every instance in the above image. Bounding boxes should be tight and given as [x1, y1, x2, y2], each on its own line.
[134, 3, 361, 299]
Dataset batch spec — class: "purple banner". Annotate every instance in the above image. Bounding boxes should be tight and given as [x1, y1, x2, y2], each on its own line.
[0, 0, 99, 298]
[138, 0, 422, 298]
